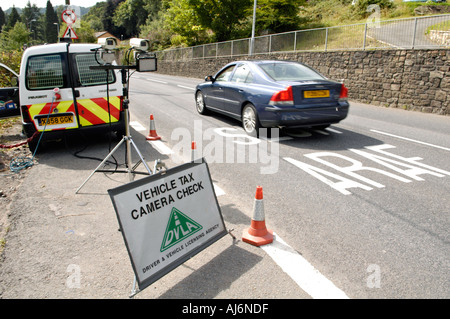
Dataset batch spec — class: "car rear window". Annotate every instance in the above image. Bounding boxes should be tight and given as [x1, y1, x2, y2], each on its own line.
[75, 53, 115, 86]
[26, 54, 64, 90]
[259, 62, 324, 82]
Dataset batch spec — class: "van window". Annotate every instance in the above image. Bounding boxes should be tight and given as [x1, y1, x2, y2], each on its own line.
[74, 53, 115, 86]
[26, 54, 64, 90]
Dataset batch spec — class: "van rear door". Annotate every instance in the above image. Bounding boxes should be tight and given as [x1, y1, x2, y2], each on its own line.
[67, 44, 123, 129]
[20, 43, 123, 135]
[21, 45, 80, 132]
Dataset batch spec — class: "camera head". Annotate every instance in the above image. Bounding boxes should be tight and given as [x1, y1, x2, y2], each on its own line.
[130, 38, 150, 52]
[98, 37, 118, 51]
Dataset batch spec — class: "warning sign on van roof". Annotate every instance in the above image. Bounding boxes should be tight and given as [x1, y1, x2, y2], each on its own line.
[108, 160, 227, 292]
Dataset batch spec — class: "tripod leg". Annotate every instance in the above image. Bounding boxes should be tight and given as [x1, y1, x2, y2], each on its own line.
[130, 139, 152, 175]
[75, 137, 126, 194]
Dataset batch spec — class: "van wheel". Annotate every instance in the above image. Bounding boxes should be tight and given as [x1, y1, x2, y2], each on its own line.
[28, 135, 39, 154]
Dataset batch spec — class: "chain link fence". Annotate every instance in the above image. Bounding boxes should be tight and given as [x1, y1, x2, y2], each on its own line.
[155, 14, 450, 61]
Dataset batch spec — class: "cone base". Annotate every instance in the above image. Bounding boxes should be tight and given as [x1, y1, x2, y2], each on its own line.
[242, 228, 273, 247]
[146, 131, 161, 140]
[146, 136, 161, 140]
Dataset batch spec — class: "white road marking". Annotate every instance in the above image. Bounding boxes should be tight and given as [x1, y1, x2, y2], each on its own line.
[326, 127, 343, 134]
[370, 129, 450, 151]
[262, 233, 349, 299]
[148, 140, 174, 155]
[129, 121, 146, 131]
[146, 78, 168, 84]
[177, 85, 195, 90]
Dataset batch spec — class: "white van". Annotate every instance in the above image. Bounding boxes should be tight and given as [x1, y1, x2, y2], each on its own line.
[1, 43, 126, 152]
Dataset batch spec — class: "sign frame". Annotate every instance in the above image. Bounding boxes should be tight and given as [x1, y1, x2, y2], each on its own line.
[61, 9, 77, 25]
[108, 159, 228, 293]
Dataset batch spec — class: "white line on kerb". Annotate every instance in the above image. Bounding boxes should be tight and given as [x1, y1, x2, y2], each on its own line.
[262, 233, 349, 299]
[371, 129, 450, 152]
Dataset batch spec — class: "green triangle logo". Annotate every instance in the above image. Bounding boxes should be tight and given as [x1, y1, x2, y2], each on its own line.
[160, 207, 203, 252]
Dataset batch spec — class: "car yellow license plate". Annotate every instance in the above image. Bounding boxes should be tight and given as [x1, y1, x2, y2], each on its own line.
[304, 90, 330, 98]
[38, 115, 74, 126]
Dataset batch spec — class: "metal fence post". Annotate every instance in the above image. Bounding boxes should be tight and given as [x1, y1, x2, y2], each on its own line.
[363, 23, 368, 50]
[325, 27, 329, 52]
[412, 17, 418, 49]
[294, 31, 297, 52]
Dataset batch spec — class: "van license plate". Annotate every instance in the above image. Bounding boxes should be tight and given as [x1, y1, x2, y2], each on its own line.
[304, 90, 330, 98]
[38, 115, 74, 126]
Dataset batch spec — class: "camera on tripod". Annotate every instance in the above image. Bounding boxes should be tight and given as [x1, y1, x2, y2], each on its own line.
[130, 38, 157, 72]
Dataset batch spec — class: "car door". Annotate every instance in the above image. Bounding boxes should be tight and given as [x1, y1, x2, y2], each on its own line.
[0, 63, 20, 118]
[204, 64, 236, 111]
[220, 63, 254, 116]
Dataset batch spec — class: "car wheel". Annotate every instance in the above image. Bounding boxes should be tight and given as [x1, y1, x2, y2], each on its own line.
[242, 104, 261, 137]
[195, 91, 208, 115]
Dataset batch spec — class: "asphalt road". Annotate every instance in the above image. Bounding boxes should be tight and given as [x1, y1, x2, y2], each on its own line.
[1, 72, 448, 302]
[127, 72, 449, 299]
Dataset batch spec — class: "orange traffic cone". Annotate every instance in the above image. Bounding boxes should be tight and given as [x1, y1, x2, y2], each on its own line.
[242, 186, 273, 246]
[146, 114, 161, 140]
[191, 141, 197, 162]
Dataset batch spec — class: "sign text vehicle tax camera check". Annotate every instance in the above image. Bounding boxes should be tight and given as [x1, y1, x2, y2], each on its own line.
[108, 160, 228, 296]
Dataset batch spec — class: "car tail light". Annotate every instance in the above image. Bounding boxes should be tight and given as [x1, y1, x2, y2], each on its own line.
[269, 86, 294, 106]
[21, 105, 32, 123]
[339, 84, 348, 101]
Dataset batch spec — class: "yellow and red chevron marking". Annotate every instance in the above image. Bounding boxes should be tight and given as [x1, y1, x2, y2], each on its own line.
[27, 96, 122, 131]
[77, 96, 122, 127]
[29, 100, 76, 131]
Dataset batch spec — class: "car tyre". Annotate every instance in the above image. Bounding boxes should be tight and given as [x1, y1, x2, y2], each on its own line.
[242, 104, 261, 137]
[195, 91, 208, 115]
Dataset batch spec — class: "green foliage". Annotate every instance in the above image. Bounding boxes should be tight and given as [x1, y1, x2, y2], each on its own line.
[0, 48, 22, 87]
[0, 22, 30, 51]
[352, 0, 396, 18]
[252, 0, 308, 34]
[188, 0, 253, 42]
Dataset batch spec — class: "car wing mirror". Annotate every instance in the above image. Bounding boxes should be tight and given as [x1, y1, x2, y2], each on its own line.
[205, 75, 214, 82]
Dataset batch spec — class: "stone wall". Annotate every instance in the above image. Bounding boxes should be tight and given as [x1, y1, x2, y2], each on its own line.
[156, 49, 449, 115]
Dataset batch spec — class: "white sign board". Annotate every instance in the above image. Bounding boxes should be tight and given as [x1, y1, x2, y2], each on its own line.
[108, 160, 227, 291]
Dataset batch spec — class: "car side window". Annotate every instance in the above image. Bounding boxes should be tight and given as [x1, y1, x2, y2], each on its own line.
[230, 65, 253, 84]
[215, 65, 235, 82]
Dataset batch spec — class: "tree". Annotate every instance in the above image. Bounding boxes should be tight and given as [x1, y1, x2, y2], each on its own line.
[163, 0, 208, 46]
[253, 0, 307, 34]
[0, 22, 31, 51]
[21, 1, 43, 42]
[113, 0, 149, 37]
[188, 0, 253, 42]
[0, 7, 5, 33]
[6, 6, 21, 31]
[103, 0, 126, 38]
[44, 1, 58, 43]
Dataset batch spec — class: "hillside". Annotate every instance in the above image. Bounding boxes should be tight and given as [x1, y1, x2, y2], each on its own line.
[299, 0, 450, 29]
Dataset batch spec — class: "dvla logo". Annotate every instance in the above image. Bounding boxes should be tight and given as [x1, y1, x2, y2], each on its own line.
[160, 207, 203, 252]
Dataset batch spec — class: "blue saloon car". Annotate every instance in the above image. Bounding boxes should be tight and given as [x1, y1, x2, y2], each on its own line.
[195, 60, 349, 136]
